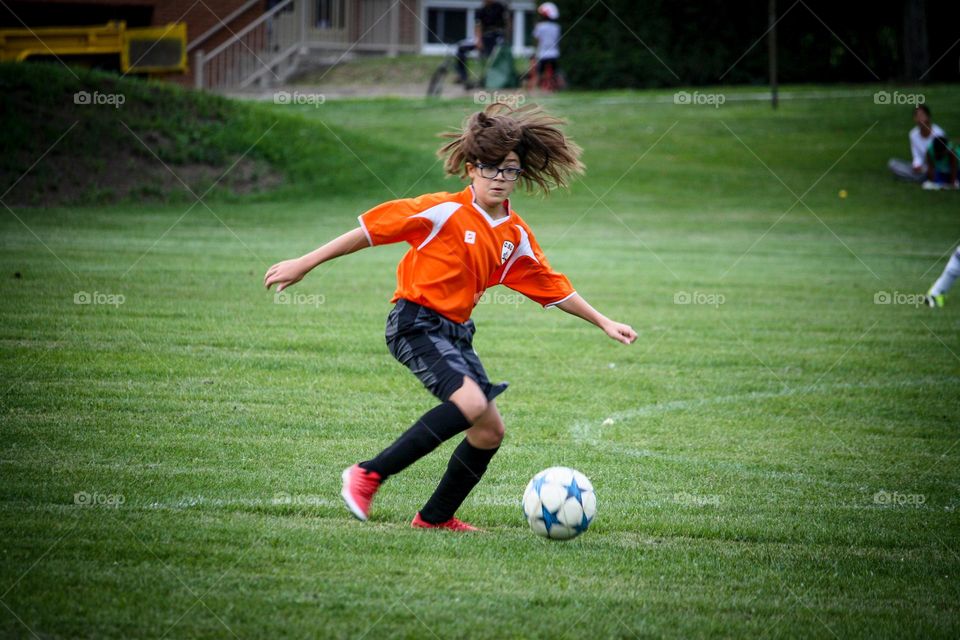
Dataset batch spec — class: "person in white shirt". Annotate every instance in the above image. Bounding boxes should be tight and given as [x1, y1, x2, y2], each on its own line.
[888, 104, 946, 182]
[532, 3, 562, 91]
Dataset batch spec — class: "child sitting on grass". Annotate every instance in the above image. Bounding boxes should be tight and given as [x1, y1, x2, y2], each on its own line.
[922, 135, 959, 190]
[264, 103, 637, 531]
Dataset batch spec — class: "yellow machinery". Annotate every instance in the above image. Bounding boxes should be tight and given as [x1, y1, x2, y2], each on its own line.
[0, 21, 187, 74]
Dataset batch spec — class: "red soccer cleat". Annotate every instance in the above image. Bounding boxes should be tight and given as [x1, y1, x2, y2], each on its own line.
[411, 512, 481, 532]
[340, 464, 382, 521]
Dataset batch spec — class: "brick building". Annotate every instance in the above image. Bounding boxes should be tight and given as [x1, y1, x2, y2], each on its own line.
[0, 0, 537, 89]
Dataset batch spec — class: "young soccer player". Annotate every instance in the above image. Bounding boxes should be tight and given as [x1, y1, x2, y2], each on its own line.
[264, 104, 637, 531]
[532, 3, 562, 91]
[925, 246, 960, 308]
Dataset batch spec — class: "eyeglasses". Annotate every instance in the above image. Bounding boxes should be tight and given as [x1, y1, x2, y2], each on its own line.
[475, 162, 524, 181]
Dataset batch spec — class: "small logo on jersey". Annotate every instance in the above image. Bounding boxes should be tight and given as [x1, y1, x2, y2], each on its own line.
[500, 240, 515, 263]
[464, 230, 476, 244]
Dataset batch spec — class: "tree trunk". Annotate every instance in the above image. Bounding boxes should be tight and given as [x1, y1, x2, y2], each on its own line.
[903, 0, 929, 81]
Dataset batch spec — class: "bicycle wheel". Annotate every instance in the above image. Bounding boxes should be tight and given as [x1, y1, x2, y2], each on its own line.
[427, 61, 449, 98]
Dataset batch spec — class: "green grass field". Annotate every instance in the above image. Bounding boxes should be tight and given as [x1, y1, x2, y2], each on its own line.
[2, 70, 960, 638]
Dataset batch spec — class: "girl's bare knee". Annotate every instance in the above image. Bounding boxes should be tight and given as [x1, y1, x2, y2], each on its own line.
[468, 425, 504, 449]
[449, 376, 488, 423]
[467, 403, 505, 448]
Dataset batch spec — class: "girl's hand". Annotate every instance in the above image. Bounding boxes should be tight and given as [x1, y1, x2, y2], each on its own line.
[602, 320, 637, 345]
[264, 258, 307, 292]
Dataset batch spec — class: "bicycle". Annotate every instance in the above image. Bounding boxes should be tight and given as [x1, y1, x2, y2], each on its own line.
[426, 38, 502, 98]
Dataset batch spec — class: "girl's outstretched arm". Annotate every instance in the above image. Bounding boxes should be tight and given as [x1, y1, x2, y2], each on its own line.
[555, 293, 637, 345]
[264, 227, 370, 292]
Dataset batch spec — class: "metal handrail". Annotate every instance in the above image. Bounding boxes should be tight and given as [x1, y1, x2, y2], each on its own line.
[186, 0, 261, 53]
[201, 0, 294, 61]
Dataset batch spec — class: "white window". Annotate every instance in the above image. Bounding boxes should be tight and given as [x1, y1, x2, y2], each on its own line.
[315, 0, 345, 29]
[422, 1, 535, 56]
[426, 7, 469, 44]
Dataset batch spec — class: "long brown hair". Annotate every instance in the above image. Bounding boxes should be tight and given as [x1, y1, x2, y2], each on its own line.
[437, 102, 585, 194]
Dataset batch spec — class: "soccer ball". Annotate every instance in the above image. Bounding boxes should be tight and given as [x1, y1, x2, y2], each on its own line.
[522, 466, 596, 540]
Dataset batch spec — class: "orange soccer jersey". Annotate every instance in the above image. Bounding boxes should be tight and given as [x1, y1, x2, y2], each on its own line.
[357, 185, 576, 323]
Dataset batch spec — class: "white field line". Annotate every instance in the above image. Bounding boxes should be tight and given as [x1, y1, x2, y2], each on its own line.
[578, 89, 879, 106]
[142, 494, 519, 511]
[0, 497, 335, 512]
[147, 495, 338, 510]
[572, 376, 960, 446]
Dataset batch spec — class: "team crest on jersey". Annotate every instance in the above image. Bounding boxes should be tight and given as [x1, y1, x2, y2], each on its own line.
[500, 240, 515, 264]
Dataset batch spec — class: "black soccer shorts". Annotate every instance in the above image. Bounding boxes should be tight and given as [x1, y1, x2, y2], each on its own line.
[385, 298, 508, 403]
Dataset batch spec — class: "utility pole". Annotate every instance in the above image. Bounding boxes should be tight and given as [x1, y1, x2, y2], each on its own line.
[903, 0, 929, 81]
[768, 0, 778, 109]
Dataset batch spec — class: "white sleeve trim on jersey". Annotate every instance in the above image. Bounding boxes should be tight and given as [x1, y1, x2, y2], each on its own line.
[498, 224, 539, 284]
[357, 215, 373, 246]
[544, 291, 577, 308]
[411, 201, 461, 250]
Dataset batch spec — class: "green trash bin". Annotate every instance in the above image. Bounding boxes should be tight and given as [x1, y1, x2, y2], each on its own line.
[484, 43, 518, 90]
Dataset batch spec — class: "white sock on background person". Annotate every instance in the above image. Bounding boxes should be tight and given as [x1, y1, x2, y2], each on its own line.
[930, 247, 960, 296]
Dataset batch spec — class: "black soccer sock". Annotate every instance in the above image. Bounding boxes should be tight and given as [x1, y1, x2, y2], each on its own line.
[418, 438, 500, 524]
[359, 401, 472, 480]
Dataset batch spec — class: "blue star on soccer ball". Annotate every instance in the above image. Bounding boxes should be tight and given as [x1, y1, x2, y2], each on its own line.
[540, 504, 562, 532]
[574, 510, 591, 533]
[533, 474, 547, 494]
[564, 477, 584, 503]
